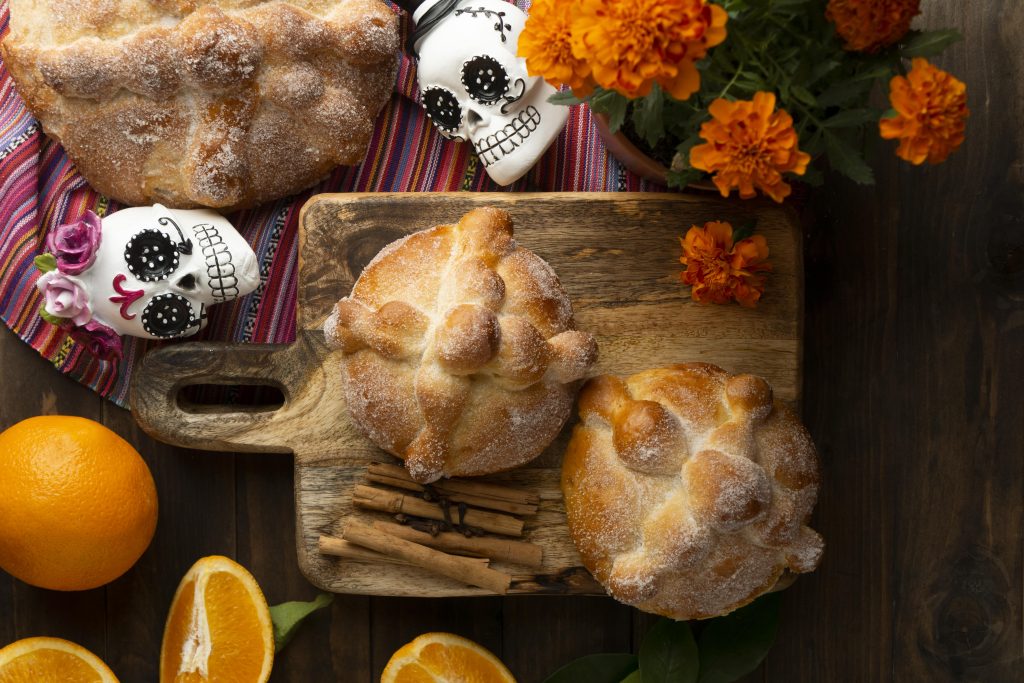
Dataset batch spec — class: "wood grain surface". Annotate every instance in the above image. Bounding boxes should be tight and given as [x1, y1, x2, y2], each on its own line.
[1, 3, 1020, 680]
[130, 192, 803, 597]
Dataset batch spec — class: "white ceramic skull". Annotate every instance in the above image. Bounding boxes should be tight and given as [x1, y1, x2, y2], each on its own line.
[40, 204, 260, 342]
[412, 0, 569, 185]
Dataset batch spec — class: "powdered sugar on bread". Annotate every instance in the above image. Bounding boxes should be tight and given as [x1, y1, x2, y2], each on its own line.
[562, 363, 824, 620]
[1, 0, 399, 210]
[324, 208, 598, 483]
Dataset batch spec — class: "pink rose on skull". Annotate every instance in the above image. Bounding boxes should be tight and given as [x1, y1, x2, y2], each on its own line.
[69, 320, 123, 362]
[45, 210, 102, 275]
[36, 271, 92, 326]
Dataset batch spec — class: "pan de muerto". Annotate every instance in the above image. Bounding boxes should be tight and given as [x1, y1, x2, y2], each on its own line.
[324, 207, 598, 483]
[1, 0, 399, 210]
[562, 363, 823, 619]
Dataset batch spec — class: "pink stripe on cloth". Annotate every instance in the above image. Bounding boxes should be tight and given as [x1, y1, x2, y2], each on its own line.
[0, 0, 663, 408]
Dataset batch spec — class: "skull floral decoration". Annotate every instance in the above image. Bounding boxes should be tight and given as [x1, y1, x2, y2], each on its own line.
[404, 0, 569, 185]
[35, 205, 260, 360]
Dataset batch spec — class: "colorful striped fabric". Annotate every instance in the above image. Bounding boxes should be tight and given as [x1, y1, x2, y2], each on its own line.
[0, 0, 659, 408]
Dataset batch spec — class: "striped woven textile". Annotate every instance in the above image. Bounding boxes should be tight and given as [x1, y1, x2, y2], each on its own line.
[0, 0, 659, 408]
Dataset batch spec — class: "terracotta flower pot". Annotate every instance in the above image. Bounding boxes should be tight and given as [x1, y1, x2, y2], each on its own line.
[591, 111, 670, 185]
[592, 110, 719, 194]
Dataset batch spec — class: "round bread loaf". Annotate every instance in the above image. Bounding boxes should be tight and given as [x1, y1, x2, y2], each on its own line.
[562, 363, 823, 619]
[324, 207, 598, 483]
[1, 0, 399, 210]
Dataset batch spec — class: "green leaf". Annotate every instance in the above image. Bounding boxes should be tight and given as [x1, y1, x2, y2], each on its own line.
[543, 654, 638, 683]
[822, 109, 879, 128]
[807, 59, 841, 86]
[548, 91, 585, 106]
[269, 593, 333, 653]
[816, 79, 874, 108]
[632, 85, 666, 148]
[606, 98, 629, 133]
[816, 66, 892, 107]
[666, 169, 706, 190]
[39, 308, 65, 326]
[901, 29, 962, 58]
[790, 85, 816, 106]
[639, 619, 699, 683]
[621, 671, 643, 683]
[824, 131, 875, 185]
[696, 593, 782, 683]
[34, 253, 57, 273]
[588, 89, 631, 133]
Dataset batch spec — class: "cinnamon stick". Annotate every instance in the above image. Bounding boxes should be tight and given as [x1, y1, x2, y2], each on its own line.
[353, 484, 524, 537]
[368, 462, 540, 506]
[342, 520, 512, 594]
[372, 521, 543, 568]
[366, 471, 539, 516]
[318, 535, 489, 568]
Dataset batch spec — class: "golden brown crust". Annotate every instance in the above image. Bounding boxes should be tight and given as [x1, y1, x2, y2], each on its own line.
[1, 0, 399, 210]
[325, 208, 599, 483]
[562, 363, 824, 620]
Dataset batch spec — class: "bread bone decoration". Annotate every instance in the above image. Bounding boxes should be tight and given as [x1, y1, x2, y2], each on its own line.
[323, 207, 597, 483]
[397, 0, 569, 186]
[35, 206, 259, 361]
[562, 363, 824, 619]
[1, 0, 399, 210]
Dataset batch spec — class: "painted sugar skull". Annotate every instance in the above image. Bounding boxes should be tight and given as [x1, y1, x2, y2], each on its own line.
[410, 0, 569, 185]
[36, 205, 260, 359]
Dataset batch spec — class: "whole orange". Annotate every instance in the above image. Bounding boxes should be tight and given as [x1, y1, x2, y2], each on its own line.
[0, 415, 158, 591]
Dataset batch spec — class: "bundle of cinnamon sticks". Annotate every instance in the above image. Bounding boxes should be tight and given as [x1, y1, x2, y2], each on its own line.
[319, 462, 543, 594]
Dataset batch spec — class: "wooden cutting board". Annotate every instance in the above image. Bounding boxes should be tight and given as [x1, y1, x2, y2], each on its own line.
[131, 192, 803, 597]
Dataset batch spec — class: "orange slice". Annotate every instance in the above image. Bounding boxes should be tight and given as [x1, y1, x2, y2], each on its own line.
[382, 632, 516, 683]
[160, 556, 274, 683]
[0, 637, 119, 683]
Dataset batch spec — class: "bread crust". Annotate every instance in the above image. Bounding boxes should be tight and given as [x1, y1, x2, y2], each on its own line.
[324, 207, 598, 483]
[562, 363, 823, 619]
[1, 0, 399, 210]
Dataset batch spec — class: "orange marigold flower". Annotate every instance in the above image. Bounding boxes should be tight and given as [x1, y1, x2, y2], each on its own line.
[570, 0, 728, 100]
[826, 0, 920, 53]
[689, 92, 811, 203]
[680, 221, 771, 308]
[518, 0, 595, 96]
[880, 58, 968, 165]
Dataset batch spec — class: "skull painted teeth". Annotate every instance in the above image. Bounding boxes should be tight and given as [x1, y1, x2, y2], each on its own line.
[74, 204, 261, 340]
[475, 106, 542, 167]
[195, 222, 244, 302]
[413, 0, 569, 185]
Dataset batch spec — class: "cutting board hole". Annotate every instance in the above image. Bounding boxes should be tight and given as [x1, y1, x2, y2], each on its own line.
[178, 384, 285, 413]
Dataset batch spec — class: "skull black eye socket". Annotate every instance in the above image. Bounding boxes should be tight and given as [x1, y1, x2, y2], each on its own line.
[141, 293, 196, 338]
[125, 229, 180, 282]
[461, 55, 510, 105]
[422, 87, 462, 133]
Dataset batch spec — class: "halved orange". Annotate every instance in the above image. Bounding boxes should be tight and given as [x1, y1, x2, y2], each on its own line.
[160, 556, 274, 683]
[382, 632, 516, 683]
[0, 636, 119, 682]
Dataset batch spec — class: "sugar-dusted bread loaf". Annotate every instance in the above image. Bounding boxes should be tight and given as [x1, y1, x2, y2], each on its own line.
[1, 0, 399, 210]
[562, 363, 823, 619]
[324, 207, 598, 483]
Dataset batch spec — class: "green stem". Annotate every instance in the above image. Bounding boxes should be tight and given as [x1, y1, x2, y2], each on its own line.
[790, 98, 825, 130]
[717, 64, 745, 100]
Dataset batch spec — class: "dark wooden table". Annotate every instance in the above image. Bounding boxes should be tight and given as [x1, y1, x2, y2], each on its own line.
[2, 3, 1021, 681]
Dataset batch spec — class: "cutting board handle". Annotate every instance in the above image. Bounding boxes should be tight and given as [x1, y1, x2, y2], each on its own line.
[130, 335, 333, 454]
